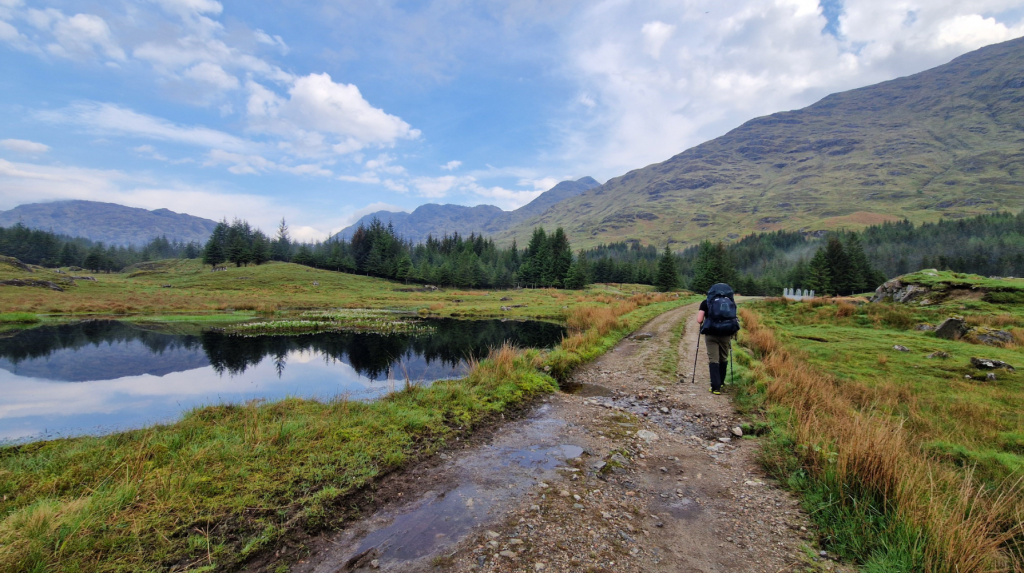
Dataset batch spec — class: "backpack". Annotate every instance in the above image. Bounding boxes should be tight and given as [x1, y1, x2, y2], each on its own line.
[701, 283, 740, 336]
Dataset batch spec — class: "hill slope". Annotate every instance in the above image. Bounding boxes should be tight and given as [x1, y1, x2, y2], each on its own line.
[498, 37, 1024, 249]
[0, 201, 218, 246]
[337, 177, 599, 243]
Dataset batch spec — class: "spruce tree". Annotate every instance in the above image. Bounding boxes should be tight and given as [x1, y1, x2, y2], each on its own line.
[806, 248, 832, 295]
[823, 236, 853, 295]
[655, 246, 680, 292]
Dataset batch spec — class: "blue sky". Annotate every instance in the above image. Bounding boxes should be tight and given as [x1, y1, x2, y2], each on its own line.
[1, 0, 1023, 240]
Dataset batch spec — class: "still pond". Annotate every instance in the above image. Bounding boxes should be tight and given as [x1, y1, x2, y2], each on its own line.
[0, 318, 565, 443]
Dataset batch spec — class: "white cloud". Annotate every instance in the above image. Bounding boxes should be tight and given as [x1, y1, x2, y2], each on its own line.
[519, 176, 560, 192]
[469, 185, 542, 210]
[38, 102, 256, 153]
[246, 74, 419, 157]
[254, 28, 288, 54]
[337, 173, 381, 184]
[641, 21, 675, 58]
[203, 149, 332, 176]
[934, 14, 1024, 49]
[382, 179, 408, 193]
[0, 138, 49, 154]
[18, 8, 125, 62]
[183, 61, 239, 90]
[441, 160, 462, 171]
[364, 153, 406, 174]
[133, 144, 168, 161]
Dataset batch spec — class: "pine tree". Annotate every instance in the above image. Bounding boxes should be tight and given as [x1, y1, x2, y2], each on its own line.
[655, 246, 680, 292]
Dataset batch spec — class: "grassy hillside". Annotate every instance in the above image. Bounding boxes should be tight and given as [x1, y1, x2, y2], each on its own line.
[499, 37, 1024, 249]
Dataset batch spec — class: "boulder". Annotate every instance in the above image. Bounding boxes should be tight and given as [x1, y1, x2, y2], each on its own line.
[935, 317, 968, 340]
[970, 357, 1015, 371]
[872, 278, 932, 304]
[965, 327, 1014, 347]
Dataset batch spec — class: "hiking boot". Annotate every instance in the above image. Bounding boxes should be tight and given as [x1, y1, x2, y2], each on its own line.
[720, 361, 728, 387]
[709, 362, 722, 394]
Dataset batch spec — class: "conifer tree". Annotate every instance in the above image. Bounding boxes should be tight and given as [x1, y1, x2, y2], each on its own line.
[806, 248, 832, 295]
[655, 245, 680, 292]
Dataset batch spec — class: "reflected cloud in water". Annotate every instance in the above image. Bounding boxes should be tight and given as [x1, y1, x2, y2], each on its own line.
[0, 319, 565, 442]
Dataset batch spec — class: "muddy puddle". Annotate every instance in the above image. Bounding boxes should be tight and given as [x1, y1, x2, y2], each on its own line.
[563, 382, 614, 397]
[298, 404, 584, 573]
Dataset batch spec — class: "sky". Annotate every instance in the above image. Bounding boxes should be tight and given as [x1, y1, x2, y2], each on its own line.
[1, 0, 1023, 241]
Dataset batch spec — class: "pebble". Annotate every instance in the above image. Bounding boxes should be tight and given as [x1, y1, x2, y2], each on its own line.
[731, 426, 743, 437]
[485, 530, 500, 539]
[500, 550, 516, 559]
[636, 430, 659, 442]
[534, 563, 546, 571]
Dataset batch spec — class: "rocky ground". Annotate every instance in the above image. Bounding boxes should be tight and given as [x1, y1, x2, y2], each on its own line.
[290, 303, 853, 573]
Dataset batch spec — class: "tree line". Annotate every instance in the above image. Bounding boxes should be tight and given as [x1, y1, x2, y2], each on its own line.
[4, 210, 1023, 295]
[0, 223, 202, 272]
[275, 218, 589, 289]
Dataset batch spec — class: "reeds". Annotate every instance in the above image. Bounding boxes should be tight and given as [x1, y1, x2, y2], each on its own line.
[739, 307, 1024, 572]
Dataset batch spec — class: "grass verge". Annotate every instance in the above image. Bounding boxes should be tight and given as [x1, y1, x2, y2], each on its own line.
[730, 302, 1024, 572]
[0, 292, 687, 572]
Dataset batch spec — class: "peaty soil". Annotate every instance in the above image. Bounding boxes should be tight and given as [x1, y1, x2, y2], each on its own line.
[277, 303, 852, 573]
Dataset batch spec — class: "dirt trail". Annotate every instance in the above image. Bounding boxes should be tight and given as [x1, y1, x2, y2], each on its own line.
[288, 303, 843, 573]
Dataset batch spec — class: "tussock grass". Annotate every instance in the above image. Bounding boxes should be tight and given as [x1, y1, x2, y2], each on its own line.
[739, 306, 1024, 571]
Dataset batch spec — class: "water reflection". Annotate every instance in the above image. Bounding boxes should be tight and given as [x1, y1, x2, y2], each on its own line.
[0, 318, 565, 443]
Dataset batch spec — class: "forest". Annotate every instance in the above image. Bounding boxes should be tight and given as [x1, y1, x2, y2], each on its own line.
[3, 211, 1023, 296]
[0, 223, 202, 271]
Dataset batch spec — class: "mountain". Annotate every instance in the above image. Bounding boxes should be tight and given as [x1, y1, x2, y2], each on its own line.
[497, 37, 1024, 249]
[337, 176, 599, 244]
[0, 200, 219, 246]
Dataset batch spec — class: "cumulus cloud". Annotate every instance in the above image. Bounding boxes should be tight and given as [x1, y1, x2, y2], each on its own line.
[0, 138, 49, 154]
[246, 74, 420, 156]
[441, 160, 462, 171]
[37, 102, 256, 153]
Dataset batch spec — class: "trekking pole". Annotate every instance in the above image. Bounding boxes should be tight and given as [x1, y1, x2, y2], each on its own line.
[730, 344, 734, 386]
[690, 332, 701, 384]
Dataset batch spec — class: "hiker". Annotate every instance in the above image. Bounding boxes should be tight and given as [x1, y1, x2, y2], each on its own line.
[696, 283, 740, 394]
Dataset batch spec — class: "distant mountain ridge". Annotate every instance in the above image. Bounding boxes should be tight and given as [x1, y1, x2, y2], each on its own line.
[496, 37, 1024, 249]
[337, 177, 599, 244]
[0, 201, 218, 246]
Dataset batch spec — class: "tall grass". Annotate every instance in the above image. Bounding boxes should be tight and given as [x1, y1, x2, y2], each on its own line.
[739, 307, 1024, 572]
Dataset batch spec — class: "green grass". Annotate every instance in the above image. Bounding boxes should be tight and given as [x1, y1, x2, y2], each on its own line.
[0, 313, 39, 324]
[731, 295, 1024, 570]
[0, 290, 688, 572]
[0, 258, 658, 324]
[752, 298, 1024, 484]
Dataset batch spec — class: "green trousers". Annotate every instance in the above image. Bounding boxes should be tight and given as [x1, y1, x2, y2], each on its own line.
[704, 333, 732, 364]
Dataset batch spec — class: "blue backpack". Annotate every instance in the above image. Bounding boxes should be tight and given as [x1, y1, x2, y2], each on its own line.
[702, 283, 740, 336]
